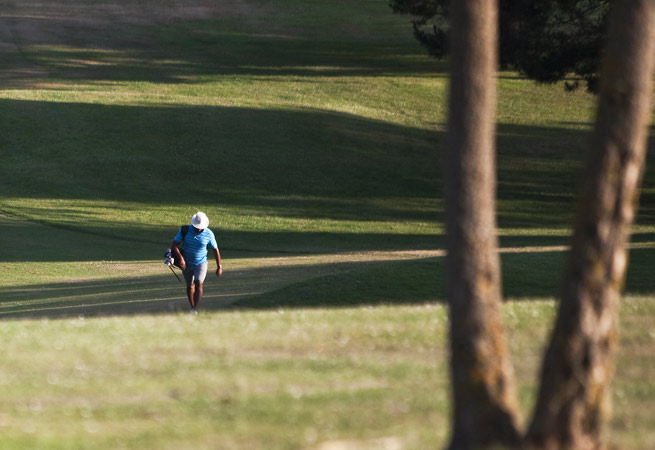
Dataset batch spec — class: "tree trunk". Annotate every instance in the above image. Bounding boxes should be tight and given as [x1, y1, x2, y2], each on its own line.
[444, 0, 521, 448]
[526, 1, 655, 448]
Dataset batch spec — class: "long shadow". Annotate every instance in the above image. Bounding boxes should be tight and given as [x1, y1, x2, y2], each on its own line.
[0, 209, 443, 262]
[0, 100, 595, 199]
[229, 246, 655, 311]
[0, 99, 447, 264]
[0, 2, 445, 87]
[0, 257, 442, 321]
[3, 244, 655, 321]
[0, 99, 439, 203]
[2, 97, 655, 258]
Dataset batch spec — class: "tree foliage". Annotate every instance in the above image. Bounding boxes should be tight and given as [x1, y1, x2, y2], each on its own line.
[391, 0, 611, 92]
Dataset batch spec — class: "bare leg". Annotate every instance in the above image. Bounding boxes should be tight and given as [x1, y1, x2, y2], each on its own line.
[193, 282, 203, 310]
[187, 284, 196, 310]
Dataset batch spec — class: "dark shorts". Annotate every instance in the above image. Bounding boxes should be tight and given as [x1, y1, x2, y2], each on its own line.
[183, 263, 208, 285]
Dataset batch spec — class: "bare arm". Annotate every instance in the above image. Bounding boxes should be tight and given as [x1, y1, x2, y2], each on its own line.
[214, 247, 222, 277]
[171, 241, 186, 270]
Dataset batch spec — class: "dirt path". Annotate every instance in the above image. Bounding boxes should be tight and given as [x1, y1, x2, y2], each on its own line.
[0, 244, 573, 320]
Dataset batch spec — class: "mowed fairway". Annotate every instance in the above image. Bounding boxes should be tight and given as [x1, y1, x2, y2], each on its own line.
[1, 1, 655, 449]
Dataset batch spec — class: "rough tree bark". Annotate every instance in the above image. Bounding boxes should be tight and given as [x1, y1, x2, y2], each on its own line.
[444, 0, 521, 448]
[526, 1, 655, 448]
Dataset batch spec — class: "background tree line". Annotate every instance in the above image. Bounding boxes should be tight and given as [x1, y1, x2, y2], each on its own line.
[391, 0, 610, 92]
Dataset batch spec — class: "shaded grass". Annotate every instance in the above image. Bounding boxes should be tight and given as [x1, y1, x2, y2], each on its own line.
[232, 246, 655, 311]
[234, 258, 443, 310]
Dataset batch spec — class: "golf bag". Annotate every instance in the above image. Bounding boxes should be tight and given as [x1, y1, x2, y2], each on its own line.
[163, 225, 191, 283]
[163, 225, 190, 269]
[164, 248, 183, 268]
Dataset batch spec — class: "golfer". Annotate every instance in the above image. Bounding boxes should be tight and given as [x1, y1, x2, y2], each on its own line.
[171, 212, 222, 314]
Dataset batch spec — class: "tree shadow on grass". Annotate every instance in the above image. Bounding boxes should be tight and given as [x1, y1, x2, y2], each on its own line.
[228, 244, 655, 312]
[0, 2, 444, 88]
[0, 274, 185, 320]
[0, 257, 441, 321]
[0, 97, 610, 261]
[0, 98, 439, 207]
[2, 244, 654, 321]
[1, 96, 653, 314]
[0, 207, 444, 263]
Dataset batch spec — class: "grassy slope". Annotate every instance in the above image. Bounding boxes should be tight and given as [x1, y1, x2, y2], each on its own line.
[0, 0, 654, 448]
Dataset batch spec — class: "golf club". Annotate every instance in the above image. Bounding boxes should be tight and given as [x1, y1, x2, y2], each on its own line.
[164, 248, 183, 283]
[168, 264, 182, 283]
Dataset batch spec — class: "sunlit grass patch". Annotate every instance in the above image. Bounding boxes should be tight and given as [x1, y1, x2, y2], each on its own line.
[0, 306, 448, 449]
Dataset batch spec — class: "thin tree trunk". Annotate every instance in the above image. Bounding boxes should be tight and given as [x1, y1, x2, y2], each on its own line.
[444, 0, 521, 447]
[527, 1, 655, 448]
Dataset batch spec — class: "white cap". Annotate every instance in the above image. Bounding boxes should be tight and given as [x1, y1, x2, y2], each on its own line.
[191, 211, 209, 229]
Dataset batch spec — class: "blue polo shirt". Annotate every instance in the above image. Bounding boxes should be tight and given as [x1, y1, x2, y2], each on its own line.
[174, 226, 218, 267]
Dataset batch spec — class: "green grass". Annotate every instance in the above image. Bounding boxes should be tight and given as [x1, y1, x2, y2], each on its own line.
[0, 298, 652, 449]
[0, 0, 654, 448]
[0, 306, 448, 449]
